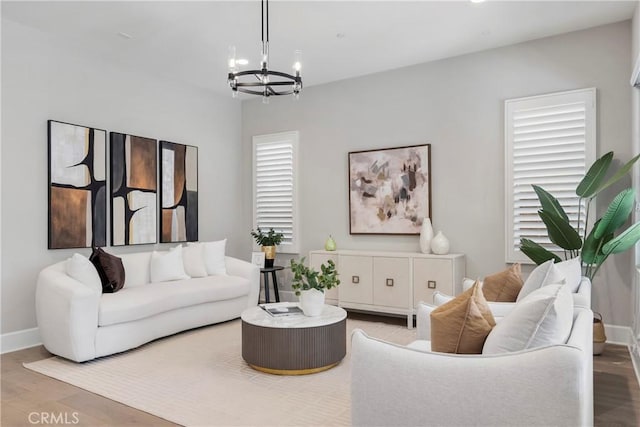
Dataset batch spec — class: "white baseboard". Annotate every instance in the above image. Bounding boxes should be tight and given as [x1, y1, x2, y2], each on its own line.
[630, 341, 640, 389]
[604, 323, 634, 346]
[1, 327, 41, 354]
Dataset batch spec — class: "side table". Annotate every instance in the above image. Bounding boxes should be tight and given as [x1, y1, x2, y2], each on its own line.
[260, 266, 284, 303]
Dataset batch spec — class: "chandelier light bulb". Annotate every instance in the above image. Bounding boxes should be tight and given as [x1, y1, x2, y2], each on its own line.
[293, 50, 302, 72]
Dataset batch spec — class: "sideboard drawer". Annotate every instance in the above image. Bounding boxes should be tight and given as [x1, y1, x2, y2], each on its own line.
[373, 257, 410, 308]
[338, 255, 373, 304]
[413, 258, 455, 308]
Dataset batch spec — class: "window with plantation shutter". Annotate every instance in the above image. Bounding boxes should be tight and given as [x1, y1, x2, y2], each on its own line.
[505, 88, 596, 263]
[253, 131, 299, 254]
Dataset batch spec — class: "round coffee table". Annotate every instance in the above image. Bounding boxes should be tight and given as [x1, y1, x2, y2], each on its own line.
[241, 303, 347, 375]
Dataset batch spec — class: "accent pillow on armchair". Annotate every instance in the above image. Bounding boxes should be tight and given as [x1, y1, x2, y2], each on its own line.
[430, 282, 496, 354]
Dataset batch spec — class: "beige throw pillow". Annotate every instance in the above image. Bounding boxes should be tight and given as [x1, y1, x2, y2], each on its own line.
[430, 282, 496, 354]
[482, 264, 523, 302]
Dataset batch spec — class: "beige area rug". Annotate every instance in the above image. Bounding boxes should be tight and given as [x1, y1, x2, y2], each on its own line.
[24, 318, 416, 426]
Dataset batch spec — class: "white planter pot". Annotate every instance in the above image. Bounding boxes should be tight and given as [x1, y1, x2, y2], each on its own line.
[299, 288, 325, 317]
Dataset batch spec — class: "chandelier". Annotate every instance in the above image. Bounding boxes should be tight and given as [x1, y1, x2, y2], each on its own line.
[227, 0, 302, 101]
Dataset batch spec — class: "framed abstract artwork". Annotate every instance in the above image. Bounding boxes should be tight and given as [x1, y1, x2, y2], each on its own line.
[48, 120, 107, 249]
[348, 144, 431, 235]
[159, 141, 198, 243]
[110, 132, 158, 246]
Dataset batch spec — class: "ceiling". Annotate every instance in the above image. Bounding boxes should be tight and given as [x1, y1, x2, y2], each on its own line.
[2, 1, 638, 97]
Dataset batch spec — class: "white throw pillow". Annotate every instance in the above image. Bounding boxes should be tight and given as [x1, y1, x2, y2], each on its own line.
[483, 284, 573, 354]
[462, 277, 480, 292]
[203, 239, 227, 276]
[150, 245, 190, 283]
[182, 243, 208, 278]
[66, 253, 102, 293]
[554, 257, 582, 293]
[516, 259, 563, 302]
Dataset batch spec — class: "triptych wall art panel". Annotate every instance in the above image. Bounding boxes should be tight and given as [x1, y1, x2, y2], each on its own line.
[160, 141, 198, 243]
[110, 132, 158, 246]
[348, 144, 431, 235]
[48, 120, 107, 249]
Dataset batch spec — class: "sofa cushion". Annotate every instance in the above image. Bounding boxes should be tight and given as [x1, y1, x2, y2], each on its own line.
[150, 245, 190, 283]
[203, 239, 227, 276]
[483, 284, 573, 354]
[98, 275, 251, 326]
[555, 257, 582, 293]
[430, 282, 496, 354]
[482, 263, 523, 302]
[66, 253, 102, 293]
[183, 243, 208, 278]
[90, 247, 125, 293]
[517, 259, 563, 301]
[120, 252, 152, 288]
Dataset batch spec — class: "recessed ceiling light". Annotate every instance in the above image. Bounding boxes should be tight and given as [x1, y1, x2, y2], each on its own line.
[470, 0, 486, 3]
[236, 59, 249, 66]
[117, 31, 133, 39]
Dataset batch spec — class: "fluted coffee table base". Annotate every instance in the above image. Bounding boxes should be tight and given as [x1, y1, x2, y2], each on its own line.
[241, 304, 347, 375]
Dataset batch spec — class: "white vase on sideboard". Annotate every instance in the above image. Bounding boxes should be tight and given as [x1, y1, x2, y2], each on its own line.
[431, 231, 450, 255]
[419, 218, 434, 254]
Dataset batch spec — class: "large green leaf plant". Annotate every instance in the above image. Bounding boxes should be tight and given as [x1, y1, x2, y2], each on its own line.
[520, 151, 640, 280]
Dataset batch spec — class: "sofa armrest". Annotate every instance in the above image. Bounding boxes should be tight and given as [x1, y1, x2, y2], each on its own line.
[225, 256, 260, 307]
[432, 291, 515, 320]
[351, 328, 591, 427]
[574, 276, 591, 308]
[36, 264, 101, 362]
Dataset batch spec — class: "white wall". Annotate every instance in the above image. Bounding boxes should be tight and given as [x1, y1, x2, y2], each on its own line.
[1, 19, 243, 335]
[242, 22, 634, 326]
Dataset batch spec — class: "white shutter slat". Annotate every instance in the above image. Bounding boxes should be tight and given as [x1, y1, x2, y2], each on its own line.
[505, 89, 595, 262]
[253, 132, 299, 251]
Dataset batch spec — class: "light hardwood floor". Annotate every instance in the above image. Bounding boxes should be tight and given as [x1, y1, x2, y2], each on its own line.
[2, 317, 639, 426]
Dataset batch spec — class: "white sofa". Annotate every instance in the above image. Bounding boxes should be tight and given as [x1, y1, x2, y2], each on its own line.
[36, 251, 259, 362]
[351, 303, 593, 426]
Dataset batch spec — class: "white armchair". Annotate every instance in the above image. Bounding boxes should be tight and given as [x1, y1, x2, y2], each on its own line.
[351, 303, 594, 427]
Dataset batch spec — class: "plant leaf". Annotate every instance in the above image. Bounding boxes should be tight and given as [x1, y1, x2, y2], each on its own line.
[519, 238, 562, 265]
[538, 210, 582, 250]
[594, 153, 640, 196]
[581, 220, 613, 265]
[593, 188, 635, 239]
[602, 221, 640, 255]
[576, 151, 613, 198]
[533, 185, 569, 222]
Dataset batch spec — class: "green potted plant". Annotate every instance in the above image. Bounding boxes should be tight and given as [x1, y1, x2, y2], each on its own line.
[251, 227, 284, 268]
[290, 257, 340, 316]
[519, 151, 640, 354]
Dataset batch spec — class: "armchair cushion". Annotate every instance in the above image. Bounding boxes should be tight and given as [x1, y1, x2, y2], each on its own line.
[430, 282, 495, 353]
[516, 259, 563, 301]
[483, 283, 573, 354]
[555, 257, 582, 292]
[482, 263, 523, 302]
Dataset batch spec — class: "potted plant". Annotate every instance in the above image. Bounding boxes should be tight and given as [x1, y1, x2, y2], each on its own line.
[519, 151, 640, 354]
[290, 257, 340, 316]
[251, 227, 284, 268]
